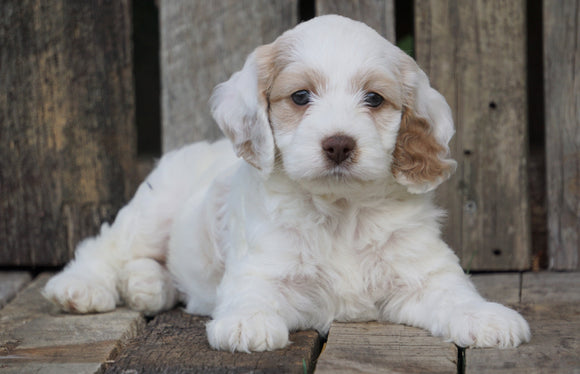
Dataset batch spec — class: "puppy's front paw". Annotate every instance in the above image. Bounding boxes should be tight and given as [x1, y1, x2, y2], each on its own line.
[43, 273, 118, 313]
[449, 302, 531, 348]
[206, 313, 289, 352]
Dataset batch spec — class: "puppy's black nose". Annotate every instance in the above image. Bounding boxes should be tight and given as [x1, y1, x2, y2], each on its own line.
[322, 135, 356, 165]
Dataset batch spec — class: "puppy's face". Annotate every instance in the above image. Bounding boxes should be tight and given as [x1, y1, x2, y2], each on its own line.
[212, 15, 456, 194]
[263, 23, 404, 187]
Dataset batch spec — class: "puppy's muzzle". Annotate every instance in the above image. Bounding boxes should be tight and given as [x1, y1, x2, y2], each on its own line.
[322, 135, 356, 165]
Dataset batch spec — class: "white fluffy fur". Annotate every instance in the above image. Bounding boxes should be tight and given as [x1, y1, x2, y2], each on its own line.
[44, 15, 530, 352]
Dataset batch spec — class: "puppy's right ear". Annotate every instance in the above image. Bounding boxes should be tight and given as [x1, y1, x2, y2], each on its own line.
[210, 46, 275, 176]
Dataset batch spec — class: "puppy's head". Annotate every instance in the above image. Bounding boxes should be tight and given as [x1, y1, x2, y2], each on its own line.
[211, 15, 456, 194]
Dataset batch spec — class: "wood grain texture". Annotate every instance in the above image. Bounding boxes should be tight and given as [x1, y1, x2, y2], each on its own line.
[471, 273, 521, 305]
[521, 271, 580, 304]
[0, 0, 136, 266]
[0, 274, 145, 374]
[466, 303, 580, 373]
[104, 309, 322, 374]
[415, 0, 531, 271]
[315, 322, 457, 374]
[0, 272, 31, 309]
[316, 0, 395, 42]
[467, 272, 580, 373]
[161, 0, 298, 151]
[544, 0, 580, 270]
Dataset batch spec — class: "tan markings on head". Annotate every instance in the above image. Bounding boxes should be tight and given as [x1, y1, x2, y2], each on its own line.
[268, 67, 327, 133]
[391, 109, 452, 183]
[255, 44, 279, 104]
[350, 69, 403, 111]
[255, 36, 303, 99]
[270, 67, 327, 101]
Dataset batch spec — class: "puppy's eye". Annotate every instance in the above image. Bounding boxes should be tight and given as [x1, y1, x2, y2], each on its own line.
[291, 90, 311, 106]
[364, 92, 384, 108]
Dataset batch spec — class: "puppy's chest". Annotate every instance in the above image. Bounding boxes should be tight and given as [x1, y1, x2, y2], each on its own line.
[274, 198, 403, 299]
[325, 212, 400, 298]
[316, 233, 397, 320]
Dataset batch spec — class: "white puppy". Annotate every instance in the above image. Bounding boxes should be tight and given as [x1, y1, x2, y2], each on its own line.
[44, 15, 530, 352]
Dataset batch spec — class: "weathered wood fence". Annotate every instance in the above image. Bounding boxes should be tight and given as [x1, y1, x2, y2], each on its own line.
[0, 0, 136, 266]
[1, 0, 578, 272]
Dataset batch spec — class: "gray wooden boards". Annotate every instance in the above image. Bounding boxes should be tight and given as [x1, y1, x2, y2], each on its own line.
[317, 273, 580, 373]
[415, 0, 531, 271]
[0, 0, 136, 266]
[316, 0, 395, 42]
[471, 272, 521, 305]
[315, 322, 458, 374]
[520, 271, 580, 304]
[0, 272, 31, 309]
[467, 272, 580, 373]
[160, 0, 298, 151]
[0, 272, 578, 372]
[467, 303, 579, 374]
[544, 0, 580, 270]
[0, 274, 145, 374]
[104, 309, 323, 374]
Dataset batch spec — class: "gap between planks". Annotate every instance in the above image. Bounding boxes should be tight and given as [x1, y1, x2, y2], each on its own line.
[1, 272, 578, 373]
[317, 272, 580, 374]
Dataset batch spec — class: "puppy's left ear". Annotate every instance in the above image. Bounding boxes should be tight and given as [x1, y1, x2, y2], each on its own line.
[210, 46, 275, 176]
[392, 62, 457, 194]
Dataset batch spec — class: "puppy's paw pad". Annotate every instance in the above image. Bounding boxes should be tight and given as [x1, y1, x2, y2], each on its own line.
[449, 302, 531, 348]
[206, 313, 289, 352]
[43, 274, 117, 313]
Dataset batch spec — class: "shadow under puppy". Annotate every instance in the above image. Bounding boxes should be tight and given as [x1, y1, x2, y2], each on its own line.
[44, 15, 531, 352]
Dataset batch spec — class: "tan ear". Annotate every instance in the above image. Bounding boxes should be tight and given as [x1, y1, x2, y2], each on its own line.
[210, 46, 275, 176]
[392, 109, 456, 193]
[392, 64, 457, 194]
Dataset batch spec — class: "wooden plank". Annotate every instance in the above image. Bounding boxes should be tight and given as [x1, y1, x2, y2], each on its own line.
[0, 272, 31, 309]
[315, 322, 458, 374]
[466, 303, 580, 373]
[544, 0, 580, 270]
[521, 272, 580, 304]
[160, 0, 298, 151]
[415, 0, 531, 271]
[0, 0, 136, 266]
[0, 274, 145, 374]
[466, 273, 580, 372]
[471, 273, 520, 305]
[104, 308, 322, 373]
[316, 0, 395, 42]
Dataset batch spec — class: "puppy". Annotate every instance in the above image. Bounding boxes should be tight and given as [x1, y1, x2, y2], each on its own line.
[44, 15, 531, 352]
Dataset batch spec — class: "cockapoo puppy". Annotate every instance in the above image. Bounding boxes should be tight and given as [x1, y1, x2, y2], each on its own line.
[44, 15, 531, 352]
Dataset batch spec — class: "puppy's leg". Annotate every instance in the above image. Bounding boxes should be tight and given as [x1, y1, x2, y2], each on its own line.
[206, 273, 291, 353]
[43, 187, 161, 313]
[380, 241, 531, 348]
[120, 258, 178, 315]
[43, 228, 121, 313]
[44, 143, 225, 313]
[203, 250, 332, 352]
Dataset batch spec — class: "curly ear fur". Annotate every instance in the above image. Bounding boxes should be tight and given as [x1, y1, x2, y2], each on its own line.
[210, 46, 275, 176]
[392, 64, 457, 194]
[392, 109, 456, 193]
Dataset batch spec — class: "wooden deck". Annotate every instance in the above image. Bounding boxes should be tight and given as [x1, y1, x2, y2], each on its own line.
[0, 272, 578, 373]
